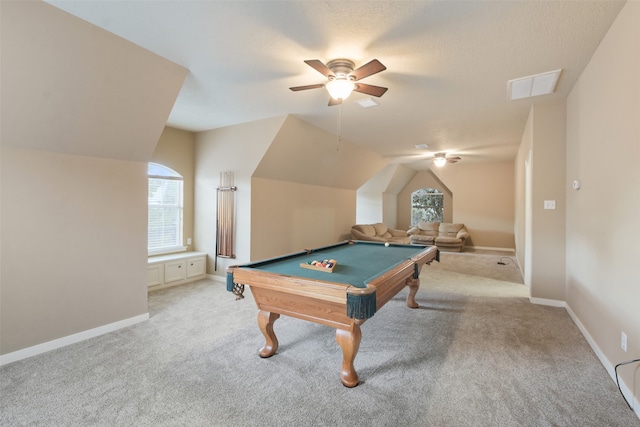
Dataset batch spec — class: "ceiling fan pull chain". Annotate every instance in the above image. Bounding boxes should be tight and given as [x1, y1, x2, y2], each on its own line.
[336, 103, 342, 151]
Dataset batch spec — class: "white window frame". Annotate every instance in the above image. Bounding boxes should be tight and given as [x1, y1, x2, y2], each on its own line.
[411, 188, 444, 225]
[148, 163, 186, 256]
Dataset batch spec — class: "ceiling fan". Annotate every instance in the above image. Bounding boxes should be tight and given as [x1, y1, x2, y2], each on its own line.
[290, 59, 388, 106]
[432, 152, 461, 167]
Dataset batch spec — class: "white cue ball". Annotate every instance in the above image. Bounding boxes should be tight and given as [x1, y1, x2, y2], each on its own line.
[384, 242, 389, 247]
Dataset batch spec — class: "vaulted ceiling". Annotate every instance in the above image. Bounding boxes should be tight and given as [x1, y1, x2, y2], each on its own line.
[46, 0, 625, 169]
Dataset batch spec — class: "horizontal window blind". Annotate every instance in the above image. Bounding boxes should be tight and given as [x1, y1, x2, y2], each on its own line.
[148, 164, 183, 253]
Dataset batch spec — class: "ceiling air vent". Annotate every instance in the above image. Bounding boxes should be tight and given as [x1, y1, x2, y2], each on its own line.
[508, 69, 562, 100]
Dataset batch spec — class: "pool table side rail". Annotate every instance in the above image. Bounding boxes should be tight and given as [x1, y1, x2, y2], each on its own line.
[230, 267, 372, 305]
[367, 246, 438, 308]
[249, 286, 358, 330]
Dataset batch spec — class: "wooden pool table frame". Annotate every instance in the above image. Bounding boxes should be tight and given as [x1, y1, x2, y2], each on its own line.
[228, 241, 439, 387]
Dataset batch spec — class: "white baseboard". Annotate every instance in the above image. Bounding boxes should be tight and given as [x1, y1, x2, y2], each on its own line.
[207, 273, 226, 284]
[565, 304, 640, 421]
[467, 245, 516, 253]
[0, 313, 149, 367]
[529, 297, 566, 307]
[525, 297, 638, 419]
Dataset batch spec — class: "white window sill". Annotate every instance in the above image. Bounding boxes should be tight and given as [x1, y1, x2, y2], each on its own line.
[148, 246, 188, 257]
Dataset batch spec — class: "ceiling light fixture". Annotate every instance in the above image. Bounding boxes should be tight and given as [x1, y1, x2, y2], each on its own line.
[326, 77, 355, 101]
[433, 154, 447, 167]
[508, 69, 562, 100]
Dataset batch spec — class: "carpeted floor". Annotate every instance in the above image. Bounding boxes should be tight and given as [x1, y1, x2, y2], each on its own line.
[443, 249, 522, 278]
[430, 251, 525, 295]
[1, 252, 638, 426]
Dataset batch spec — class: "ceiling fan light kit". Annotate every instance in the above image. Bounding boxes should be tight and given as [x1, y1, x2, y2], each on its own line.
[290, 58, 388, 105]
[433, 156, 448, 167]
[432, 152, 461, 167]
[326, 78, 355, 101]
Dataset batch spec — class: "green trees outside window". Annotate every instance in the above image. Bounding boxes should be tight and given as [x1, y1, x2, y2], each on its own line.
[411, 188, 443, 225]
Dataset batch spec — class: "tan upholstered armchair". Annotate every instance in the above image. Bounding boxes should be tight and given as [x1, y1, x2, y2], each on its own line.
[351, 223, 411, 244]
[408, 222, 469, 251]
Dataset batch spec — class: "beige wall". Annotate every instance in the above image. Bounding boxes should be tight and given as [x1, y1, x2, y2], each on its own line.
[195, 116, 284, 274]
[151, 127, 196, 251]
[565, 1, 639, 403]
[356, 164, 397, 225]
[514, 112, 533, 283]
[515, 102, 567, 299]
[251, 115, 385, 259]
[253, 116, 388, 190]
[0, 1, 185, 357]
[1, 1, 187, 161]
[432, 162, 516, 249]
[398, 170, 454, 228]
[399, 163, 515, 249]
[195, 115, 388, 275]
[1, 147, 149, 354]
[356, 191, 385, 225]
[356, 163, 417, 228]
[251, 178, 355, 260]
[530, 102, 567, 301]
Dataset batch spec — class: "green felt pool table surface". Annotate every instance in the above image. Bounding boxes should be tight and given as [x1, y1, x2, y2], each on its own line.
[239, 240, 434, 288]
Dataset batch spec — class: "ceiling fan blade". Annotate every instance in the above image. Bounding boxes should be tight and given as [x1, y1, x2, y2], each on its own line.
[447, 157, 461, 163]
[328, 97, 342, 106]
[351, 59, 386, 81]
[304, 59, 333, 77]
[353, 83, 388, 97]
[289, 84, 325, 92]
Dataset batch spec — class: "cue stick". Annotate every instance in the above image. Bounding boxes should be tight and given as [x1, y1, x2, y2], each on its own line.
[226, 173, 230, 256]
[224, 189, 229, 255]
[224, 172, 228, 256]
[216, 171, 237, 262]
[227, 172, 232, 256]
[225, 178, 230, 255]
[216, 172, 237, 258]
[222, 188, 227, 256]
[215, 187, 220, 271]
[229, 188, 234, 257]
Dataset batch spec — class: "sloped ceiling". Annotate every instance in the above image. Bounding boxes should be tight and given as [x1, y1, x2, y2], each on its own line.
[253, 115, 389, 190]
[42, 1, 625, 169]
[1, 1, 187, 161]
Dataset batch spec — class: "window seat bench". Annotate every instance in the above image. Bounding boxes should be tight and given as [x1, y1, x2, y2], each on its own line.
[147, 251, 207, 290]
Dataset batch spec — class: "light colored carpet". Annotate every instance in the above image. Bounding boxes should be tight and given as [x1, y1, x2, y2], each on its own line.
[1, 253, 638, 426]
[438, 250, 523, 282]
[429, 251, 526, 297]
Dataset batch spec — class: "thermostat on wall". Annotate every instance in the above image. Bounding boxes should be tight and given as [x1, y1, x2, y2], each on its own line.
[572, 180, 581, 190]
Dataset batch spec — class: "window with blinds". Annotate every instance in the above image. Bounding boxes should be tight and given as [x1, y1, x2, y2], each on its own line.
[148, 163, 184, 255]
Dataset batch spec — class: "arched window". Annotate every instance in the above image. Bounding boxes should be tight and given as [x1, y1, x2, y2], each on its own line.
[148, 163, 184, 255]
[411, 188, 443, 225]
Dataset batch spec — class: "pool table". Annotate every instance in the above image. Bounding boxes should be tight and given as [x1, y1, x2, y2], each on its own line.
[227, 240, 439, 387]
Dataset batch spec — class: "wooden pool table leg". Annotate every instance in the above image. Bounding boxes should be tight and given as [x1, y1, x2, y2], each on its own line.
[257, 310, 280, 358]
[335, 324, 362, 387]
[406, 277, 420, 308]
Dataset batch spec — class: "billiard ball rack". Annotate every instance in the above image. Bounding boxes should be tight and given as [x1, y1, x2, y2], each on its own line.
[300, 259, 337, 273]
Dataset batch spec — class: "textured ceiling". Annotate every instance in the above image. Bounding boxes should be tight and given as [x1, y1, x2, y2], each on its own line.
[46, 0, 625, 169]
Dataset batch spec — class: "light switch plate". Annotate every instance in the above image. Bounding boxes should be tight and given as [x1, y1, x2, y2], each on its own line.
[544, 200, 556, 210]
